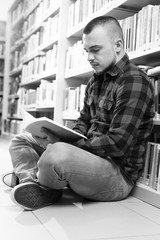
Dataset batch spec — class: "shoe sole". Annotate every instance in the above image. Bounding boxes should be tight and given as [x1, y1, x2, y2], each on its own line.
[11, 183, 62, 210]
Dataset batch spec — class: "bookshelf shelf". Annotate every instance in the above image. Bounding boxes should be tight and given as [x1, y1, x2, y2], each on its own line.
[67, 0, 135, 38]
[42, 6, 60, 23]
[153, 119, 160, 125]
[10, 66, 22, 77]
[11, 16, 24, 30]
[25, 106, 54, 112]
[7, 116, 22, 121]
[22, 6, 60, 43]
[131, 183, 160, 209]
[63, 115, 80, 121]
[10, 41, 24, 53]
[129, 47, 160, 67]
[39, 37, 58, 52]
[20, 70, 56, 87]
[122, 0, 160, 10]
[65, 67, 93, 79]
[22, 51, 44, 64]
[8, 94, 19, 100]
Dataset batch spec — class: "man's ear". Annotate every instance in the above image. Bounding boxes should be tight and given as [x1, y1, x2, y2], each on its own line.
[115, 39, 123, 52]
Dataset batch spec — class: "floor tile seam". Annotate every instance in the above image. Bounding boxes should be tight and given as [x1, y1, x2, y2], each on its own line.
[79, 233, 160, 240]
[119, 202, 160, 227]
[32, 211, 57, 240]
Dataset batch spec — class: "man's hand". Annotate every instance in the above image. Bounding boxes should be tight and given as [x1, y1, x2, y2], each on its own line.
[32, 127, 60, 149]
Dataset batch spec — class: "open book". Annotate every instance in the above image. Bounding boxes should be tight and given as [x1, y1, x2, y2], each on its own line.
[21, 109, 87, 141]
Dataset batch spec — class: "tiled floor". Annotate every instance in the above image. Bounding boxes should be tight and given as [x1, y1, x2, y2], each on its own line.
[0, 137, 160, 240]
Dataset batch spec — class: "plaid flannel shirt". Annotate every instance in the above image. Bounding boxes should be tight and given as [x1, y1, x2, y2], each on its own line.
[73, 54, 155, 183]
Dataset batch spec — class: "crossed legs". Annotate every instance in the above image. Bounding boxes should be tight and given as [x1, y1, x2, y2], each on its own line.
[9, 133, 133, 203]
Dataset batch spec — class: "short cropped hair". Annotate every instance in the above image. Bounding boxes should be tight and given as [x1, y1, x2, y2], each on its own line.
[83, 15, 123, 42]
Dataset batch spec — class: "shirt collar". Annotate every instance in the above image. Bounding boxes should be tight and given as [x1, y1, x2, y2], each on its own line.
[94, 53, 129, 80]
[106, 53, 129, 77]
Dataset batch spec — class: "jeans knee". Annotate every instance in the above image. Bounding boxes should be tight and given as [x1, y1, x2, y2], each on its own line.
[8, 136, 20, 154]
[37, 142, 71, 172]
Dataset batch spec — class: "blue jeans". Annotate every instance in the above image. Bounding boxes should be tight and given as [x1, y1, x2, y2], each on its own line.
[9, 132, 133, 201]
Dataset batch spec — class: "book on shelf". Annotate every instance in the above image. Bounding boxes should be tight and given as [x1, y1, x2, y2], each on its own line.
[63, 84, 87, 119]
[139, 142, 160, 191]
[141, 142, 152, 185]
[20, 109, 87, 141]
[19, 79, 55, 109]
[65, 40, 91, 73]
[11, 1, 24, 24]
[36, 79, 55, 107]
[21, 43, 57, 82]
[67, 0, 114, 31]
[148, 75, 160, 116]
[147, 66, 160, 77]
[119, 4, 160, 55]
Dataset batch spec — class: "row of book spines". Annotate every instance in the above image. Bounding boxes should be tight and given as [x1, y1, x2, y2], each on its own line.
[11, 4, 160, 72]
[68, 0, 115, 30]
[66, 4, 160, 69]
[22, 13, 59, 43]
[65, 43, 160, 75]
[12, 26, 58, 66]
[21, 44, 57, 83]
[139, 142, 160, 192]
[11, 0, 59, 26]
[19, 79, 55, 108]
[63, 85, 87, 118]
[11, 36, 58, 72]
[22, 1, 59, 36]
[11, 13, 59, 53]
[65, 40, 90, 72]
[120, 5, 160, 53]
[3, 118, 22, 135]
[3, 110, 54, 135]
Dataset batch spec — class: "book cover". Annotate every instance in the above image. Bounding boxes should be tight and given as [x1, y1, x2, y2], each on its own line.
[21, 109, 87, 141]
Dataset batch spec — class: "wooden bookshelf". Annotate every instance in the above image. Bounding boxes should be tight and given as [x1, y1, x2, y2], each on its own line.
[2, 0, 160, 208]
[131, 183, 160, 209]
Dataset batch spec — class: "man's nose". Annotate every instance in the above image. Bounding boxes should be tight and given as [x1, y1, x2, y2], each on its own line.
[87, 52, 94, 61]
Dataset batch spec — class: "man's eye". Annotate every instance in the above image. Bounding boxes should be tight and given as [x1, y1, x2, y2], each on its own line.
[92, 48, 100, 53]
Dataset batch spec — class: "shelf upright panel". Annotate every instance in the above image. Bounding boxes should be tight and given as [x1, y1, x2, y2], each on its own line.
[54, 0, 71, 124]
[2, 12, 11, 135]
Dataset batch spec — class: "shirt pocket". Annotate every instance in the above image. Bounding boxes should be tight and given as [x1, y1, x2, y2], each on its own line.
[99, 97, 114, 122]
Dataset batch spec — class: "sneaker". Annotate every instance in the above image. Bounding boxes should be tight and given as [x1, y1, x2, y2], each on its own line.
[2, 171, 19, 188]
[10, 182, 63, 210]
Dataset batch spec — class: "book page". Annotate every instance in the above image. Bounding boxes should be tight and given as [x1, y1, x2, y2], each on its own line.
[21, 109, 87, 141]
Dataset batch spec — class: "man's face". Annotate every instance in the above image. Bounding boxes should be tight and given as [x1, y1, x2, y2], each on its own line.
[83, 25, 117, 74]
